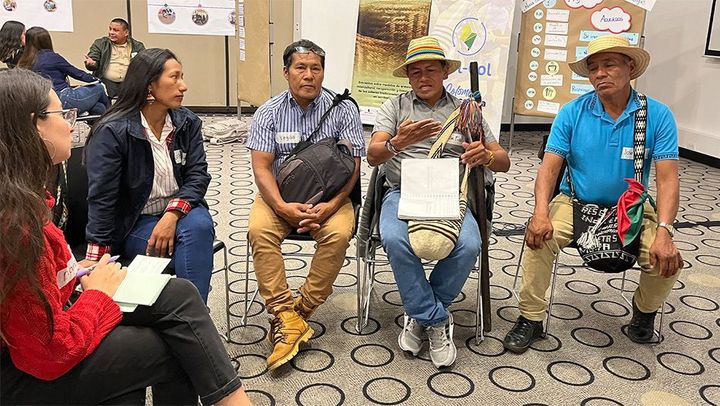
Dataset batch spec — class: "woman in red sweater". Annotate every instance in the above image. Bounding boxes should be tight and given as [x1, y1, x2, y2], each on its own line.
[0, 70, 251, 405]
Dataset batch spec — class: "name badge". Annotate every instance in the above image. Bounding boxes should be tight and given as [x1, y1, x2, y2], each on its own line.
[622, 147, 650, 160]
[174, 149, 186, 165]
[276, 132, 301, 144]
[57, 248, 79, 289]
[447, 132, 467, 147]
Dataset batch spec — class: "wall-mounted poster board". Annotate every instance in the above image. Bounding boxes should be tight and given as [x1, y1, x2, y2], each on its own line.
[0, 0, 74, 32]
[706, 0, 720, 57]
[514, 0, 647, 118]
[236, 0, 270, 106]
[147, 0, 235, 36]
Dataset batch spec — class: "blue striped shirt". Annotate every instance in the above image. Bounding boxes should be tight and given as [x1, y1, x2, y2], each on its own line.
[247, 89, 366, 176]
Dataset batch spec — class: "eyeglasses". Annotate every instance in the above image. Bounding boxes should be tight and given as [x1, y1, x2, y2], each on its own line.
[293, 46, 325, 57]
[42, 108, 78, 128]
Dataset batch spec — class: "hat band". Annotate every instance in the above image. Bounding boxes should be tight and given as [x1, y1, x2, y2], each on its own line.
[406, 48, 445, 62]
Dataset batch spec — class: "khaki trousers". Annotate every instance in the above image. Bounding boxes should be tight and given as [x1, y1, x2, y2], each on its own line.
[247, 194, 354, 315]
[519, 194, 679, 321]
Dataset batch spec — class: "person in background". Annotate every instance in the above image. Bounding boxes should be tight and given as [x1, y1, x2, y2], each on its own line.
[84, 18, 145, 99]
[0, 20, 25, 68]
[246, 39, 365, 370]
[84, 48, 215, 303]
[19, 26, 110, 116]
[0, 68, 251, 405]
[366, 36, 510, 369]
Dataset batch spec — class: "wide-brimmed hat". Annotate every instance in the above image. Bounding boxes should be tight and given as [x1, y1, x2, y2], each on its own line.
[393, 36, 461, 78]
[568, 35, 650, 80]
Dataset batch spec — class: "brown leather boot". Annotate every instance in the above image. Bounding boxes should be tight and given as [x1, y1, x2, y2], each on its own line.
[266, 310, 314, 370]
[294, 295, 319, 320]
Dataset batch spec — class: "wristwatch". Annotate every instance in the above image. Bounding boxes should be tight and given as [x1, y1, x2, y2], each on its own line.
[657, 222, 675, 237]
[385, 139, 400, 155]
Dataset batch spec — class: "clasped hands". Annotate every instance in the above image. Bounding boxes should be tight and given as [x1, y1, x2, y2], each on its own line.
[279, 201, 337, 234]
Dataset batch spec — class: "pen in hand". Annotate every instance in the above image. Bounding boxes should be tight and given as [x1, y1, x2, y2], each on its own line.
[76, 255, 121, 278]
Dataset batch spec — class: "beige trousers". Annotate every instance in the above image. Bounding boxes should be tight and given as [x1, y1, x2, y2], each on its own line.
[247, 194, 354, 315]
[519, 194, 679, 321]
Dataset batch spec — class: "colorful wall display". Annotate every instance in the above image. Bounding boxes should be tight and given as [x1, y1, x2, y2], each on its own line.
[350, 0, 516, 137]
[514, 0, 647, 118]
[0, 0, 73, 32]
[147, 0, 235, 36]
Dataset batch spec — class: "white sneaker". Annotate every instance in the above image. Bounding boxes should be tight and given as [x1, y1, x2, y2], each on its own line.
[398, 313, 424, 356]
[426, 314, 457, 368]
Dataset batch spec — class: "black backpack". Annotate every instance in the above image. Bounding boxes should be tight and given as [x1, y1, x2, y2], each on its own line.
[276, 89, 359, 205]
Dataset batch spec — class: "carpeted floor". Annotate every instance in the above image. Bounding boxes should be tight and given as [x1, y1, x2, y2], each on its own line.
[173, 116, 719, 405]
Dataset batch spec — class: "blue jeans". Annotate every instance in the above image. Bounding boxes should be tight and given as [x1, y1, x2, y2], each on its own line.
[122, 206, 215, 302]
[379, 188, 481, 326]
[59, 84, 110, 115]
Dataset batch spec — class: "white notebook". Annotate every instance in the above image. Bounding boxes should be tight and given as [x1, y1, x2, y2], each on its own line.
[114, 255, 173, 312]
[398, 158, 460, 220]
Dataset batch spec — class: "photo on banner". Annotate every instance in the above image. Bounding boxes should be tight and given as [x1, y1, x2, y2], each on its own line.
[147, 0, 236, 36]
[0, 0, 73, 32]
[350, 0, 432, 123]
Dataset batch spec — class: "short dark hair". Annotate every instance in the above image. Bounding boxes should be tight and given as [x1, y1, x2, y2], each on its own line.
[111, 18, 129, 31]
[282, 39, 325, 68]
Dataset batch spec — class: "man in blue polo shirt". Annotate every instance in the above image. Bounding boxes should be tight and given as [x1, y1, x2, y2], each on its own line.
[246, 39, 365, 370]
[504, 35, 683, 354]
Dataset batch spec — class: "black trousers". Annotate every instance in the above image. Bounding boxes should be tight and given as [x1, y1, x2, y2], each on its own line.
[1, 279, 242, 405]
[101, 78, 122, 100]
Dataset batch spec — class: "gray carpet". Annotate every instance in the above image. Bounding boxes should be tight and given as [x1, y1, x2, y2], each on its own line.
[180, 116, 718, 405]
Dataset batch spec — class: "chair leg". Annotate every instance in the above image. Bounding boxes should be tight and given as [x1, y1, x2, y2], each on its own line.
[242, 240, 251, 327]
[544, 251, 561, 337]
[475, 257, 484, 345]
[356, 241, 364, 333]
[512, 223, 530, 301]
[222, 243, 230, 343]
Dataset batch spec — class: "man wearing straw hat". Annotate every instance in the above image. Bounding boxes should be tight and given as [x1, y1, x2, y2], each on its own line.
[504, 35, 682, 354]
[367, 35, 509, 368]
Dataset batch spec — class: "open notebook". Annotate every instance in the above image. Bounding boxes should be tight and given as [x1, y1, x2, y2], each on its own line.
[398, 158, 461, 220]
[115, 255, 172, 312]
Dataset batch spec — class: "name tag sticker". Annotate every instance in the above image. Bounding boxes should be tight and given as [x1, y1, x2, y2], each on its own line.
[174, 149, 187, 165]
[621, 147, 633, 160]
[447, 132, 466, 147]
[57, 249, 79, 289]
[276, 132, 300, 144]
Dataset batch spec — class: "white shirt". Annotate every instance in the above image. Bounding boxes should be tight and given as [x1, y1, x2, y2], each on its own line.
[141, 112, 179, 215]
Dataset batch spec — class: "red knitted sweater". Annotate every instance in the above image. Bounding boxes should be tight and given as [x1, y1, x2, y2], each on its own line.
[1, 201, 122, 380]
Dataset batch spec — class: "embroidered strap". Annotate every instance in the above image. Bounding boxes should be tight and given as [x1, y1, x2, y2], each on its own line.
[427, 108, 470, 195]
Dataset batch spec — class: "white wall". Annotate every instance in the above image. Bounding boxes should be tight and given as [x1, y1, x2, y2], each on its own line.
[639, 0, 720, 158]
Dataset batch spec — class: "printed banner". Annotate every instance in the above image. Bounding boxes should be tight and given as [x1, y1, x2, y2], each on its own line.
[147, 0, 235, 36]
[0, 0, 73, 32]
[351, 0, 516, 137]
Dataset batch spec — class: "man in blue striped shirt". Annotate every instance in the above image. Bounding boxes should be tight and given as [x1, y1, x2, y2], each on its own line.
[246, 39, 365, 370]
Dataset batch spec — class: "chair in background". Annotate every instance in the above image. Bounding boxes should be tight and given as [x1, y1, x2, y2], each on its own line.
[355, 166, 493, 345]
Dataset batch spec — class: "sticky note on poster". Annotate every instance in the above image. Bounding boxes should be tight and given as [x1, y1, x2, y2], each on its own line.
[576, 46, 588, 59]
[521, 0, 545, 12]
[579, 31, 639, 45]
[544, 48, 568, 62]
[537, 100, 560, 115]
[591, 7, 632, 34]
[546, 22, 569, 35]
[541, 74, 564, 87]
[572, 72, 590, 81]
[624, 0, 656, 12]
[545, 34, 568, 48]
[546, 9, 570, 22]
[571, 83, 595, 95]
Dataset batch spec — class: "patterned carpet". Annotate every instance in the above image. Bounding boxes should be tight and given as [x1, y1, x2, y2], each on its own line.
[181, 116, 718, 405]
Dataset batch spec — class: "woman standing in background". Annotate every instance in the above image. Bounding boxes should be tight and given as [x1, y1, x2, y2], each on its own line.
[0, 20, 24, 68]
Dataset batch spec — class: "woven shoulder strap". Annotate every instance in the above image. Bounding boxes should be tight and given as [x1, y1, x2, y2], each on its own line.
[427, 108, 470, 194]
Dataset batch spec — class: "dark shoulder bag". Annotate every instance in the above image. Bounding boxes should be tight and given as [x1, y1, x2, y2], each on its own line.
[570, 93, 654, 273]
[276, 89, 359, 205]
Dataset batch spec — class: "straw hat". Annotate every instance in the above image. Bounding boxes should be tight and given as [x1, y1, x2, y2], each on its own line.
[393, 36, 461, 78]
[568, 35, 650, 80]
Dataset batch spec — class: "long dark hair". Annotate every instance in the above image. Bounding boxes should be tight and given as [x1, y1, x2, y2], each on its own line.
[17, 26, 54, 69]
[0, 69, 55, 338]
[0, 20, 24, 63]
[87, 48, 179, 142]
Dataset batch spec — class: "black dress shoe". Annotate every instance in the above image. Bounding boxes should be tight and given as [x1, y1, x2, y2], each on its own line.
[503, 316, 544, 354]
[626, 300, 657, 343]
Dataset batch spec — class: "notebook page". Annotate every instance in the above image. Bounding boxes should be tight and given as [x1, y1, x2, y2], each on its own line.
[398, 158, 460, 220]
[127, 255, 172, 274]
[112, 273, 172, 306]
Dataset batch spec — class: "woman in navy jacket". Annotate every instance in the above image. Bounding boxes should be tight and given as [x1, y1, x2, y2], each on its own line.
[84, 48, 214, 302]
[18, 27, 109, 115]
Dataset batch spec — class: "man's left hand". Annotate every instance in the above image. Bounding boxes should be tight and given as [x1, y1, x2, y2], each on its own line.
[461, 141, 490, 168]
[297, 202, 338, 233]
[649, 229, 683, 278]
[146, 211, 181, 257]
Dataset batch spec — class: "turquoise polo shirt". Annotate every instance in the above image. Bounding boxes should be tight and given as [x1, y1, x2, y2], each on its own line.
[545, 89, 678, 205]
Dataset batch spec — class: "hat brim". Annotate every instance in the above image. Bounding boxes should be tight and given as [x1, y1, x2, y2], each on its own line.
[568, 46, 650, 80]
[392, 56, 462, 78]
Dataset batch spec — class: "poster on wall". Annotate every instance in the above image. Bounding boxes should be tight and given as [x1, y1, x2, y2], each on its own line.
[0, 0, 74, 32]
[350, 0, 516, 136]
[513, 0, 647, 118]
[147, 0, 235, 36]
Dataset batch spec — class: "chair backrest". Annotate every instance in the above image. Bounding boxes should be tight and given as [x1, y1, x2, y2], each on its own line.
[64, 146, 89, 255]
